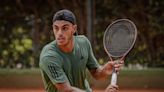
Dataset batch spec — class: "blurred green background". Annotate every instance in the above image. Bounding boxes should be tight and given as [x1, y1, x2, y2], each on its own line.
[0, 0, 164, 90]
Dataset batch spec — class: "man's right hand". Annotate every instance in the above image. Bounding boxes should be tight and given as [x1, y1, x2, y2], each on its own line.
[105, 85, 118, 92]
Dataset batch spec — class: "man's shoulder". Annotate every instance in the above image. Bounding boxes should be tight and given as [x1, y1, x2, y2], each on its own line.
[40, 41, 60, 59]
[75, 35, 89, 43]
[76, 35, 87, 39]
[39, 41, 62, 67]
[43, 41, 56, 49]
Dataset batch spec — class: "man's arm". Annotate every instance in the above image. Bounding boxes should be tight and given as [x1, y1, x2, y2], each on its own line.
[55, 81, 85, 92]
[89, 61, 123, 80]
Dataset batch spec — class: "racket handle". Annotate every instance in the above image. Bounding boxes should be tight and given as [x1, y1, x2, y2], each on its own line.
[110, 70, 117, 86]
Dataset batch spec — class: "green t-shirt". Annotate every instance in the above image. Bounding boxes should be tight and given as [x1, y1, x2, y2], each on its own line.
[39, 35, 100, 92]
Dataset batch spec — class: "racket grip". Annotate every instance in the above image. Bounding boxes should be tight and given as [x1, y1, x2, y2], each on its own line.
[110, 70, 117, 86]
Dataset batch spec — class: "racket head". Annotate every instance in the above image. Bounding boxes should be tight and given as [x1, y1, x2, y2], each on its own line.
[103, 19, 137, 58]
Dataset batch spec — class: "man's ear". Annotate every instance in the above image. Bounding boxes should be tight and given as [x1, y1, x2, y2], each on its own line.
[73, 25, 77, 34]
[73, 25, 77, 35]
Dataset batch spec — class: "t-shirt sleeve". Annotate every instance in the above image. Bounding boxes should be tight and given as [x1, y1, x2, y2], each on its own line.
[85, 37, 100, 69]
[39, 56, 68, 84]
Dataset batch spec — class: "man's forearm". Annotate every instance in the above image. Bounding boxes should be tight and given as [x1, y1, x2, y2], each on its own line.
[90, 65, 113, 80]
[56, 82, 85, 92]
[91, 61, 123, 80]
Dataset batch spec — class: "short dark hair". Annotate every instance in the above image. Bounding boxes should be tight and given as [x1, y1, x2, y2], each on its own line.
[53, 9, 76, 24]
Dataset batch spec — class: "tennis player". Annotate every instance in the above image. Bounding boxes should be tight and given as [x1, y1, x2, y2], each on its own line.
[39, 9, 124, 92]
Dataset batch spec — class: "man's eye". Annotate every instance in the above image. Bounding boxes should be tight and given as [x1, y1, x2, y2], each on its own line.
[55, 28, 58, 30]
[63, 27, 68, 31]
[53, 27, 58, 32]
[54, 27, 58, 30]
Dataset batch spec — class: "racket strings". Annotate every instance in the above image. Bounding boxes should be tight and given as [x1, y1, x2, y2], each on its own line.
[104, 20, 137, 57]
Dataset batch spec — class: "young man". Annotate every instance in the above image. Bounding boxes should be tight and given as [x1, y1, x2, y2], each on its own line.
[39, 9, 123, 92]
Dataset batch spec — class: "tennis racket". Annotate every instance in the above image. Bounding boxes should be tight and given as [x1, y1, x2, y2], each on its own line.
[103, 19, 137, 86]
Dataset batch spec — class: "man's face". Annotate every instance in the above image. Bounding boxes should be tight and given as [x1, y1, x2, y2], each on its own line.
[52, 20, 77, 46]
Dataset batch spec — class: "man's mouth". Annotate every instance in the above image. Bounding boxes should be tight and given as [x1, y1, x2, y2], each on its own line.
[57, 37, 65, 41]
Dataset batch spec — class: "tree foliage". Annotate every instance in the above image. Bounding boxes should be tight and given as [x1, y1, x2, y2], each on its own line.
[94, 0, 164, 67]
[0, 0, 163, 68]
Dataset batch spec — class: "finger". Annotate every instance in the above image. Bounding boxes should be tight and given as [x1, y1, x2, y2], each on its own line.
[114, 60, 120, 64]
[115, 68, 121, 71]
[106, 62, 115, 68]
[109, 85, 119, 89]
[119, 60, 124, 64]
[116, 71, 119, 74]
[114, 64, 123, 68]
[106, 85, 118, 92]
[114, 60, 124, 64]
[105, 62, 113, 68]
[108, 88, 117, 92]
[109, 61, 115, 65]
[107, 90, 115, 92]
[113, 85, 119, 90]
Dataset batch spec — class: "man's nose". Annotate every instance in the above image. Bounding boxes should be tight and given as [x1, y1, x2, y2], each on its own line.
[57, 30, 63, 35]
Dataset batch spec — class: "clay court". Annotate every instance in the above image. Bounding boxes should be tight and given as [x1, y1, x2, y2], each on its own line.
[0, 69, 164, 92]
[0, 89, 164, 92]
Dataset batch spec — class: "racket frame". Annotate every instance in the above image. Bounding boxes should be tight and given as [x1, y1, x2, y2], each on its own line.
[103, 19, 137, 86]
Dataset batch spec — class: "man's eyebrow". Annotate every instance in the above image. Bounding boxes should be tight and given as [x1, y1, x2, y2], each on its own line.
[53, 25, 58, 27]
[52, 23, 70, 27]
[63, 24, 70, 27]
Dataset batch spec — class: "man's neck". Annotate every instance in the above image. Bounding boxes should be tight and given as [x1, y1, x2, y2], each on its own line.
[58, 39, 74, 53]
